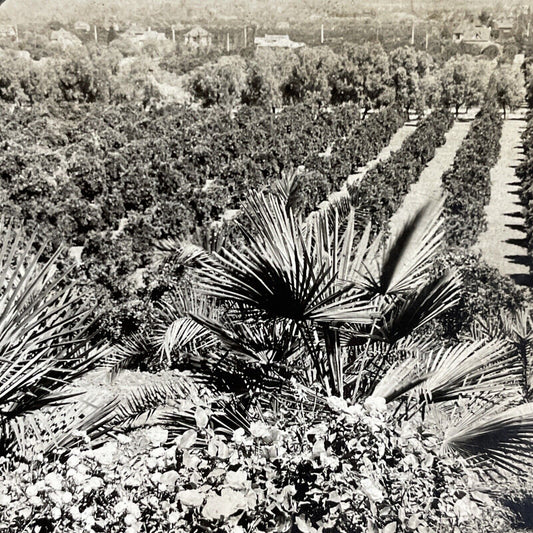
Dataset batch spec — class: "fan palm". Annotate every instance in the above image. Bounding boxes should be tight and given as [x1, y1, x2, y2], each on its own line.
[372, 339, 521, 404]
[443, 403, 533, 475]
[194, 189, 460, 398]
[467, 308, 533, 400]
[0, 221, 108, 453]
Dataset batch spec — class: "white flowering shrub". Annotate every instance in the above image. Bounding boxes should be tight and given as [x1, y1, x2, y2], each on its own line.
[0, 398, 511, 533]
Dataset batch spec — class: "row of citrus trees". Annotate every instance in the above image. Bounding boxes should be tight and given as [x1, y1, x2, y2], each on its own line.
[517, 109, 533, 276]
[436, 103, 529, 337]
[0, 101, 406, 339]
[351, 108, 453, 233]
[442, 105, 503, 248]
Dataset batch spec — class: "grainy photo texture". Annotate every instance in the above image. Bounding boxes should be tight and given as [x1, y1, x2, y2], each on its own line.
[0, 1, 532, 532]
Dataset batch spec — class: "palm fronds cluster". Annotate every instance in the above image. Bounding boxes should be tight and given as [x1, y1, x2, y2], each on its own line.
[141, 182, 533, 476]
[0, 221, 108, 454]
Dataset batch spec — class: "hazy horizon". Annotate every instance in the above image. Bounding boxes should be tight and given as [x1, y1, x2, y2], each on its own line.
[0, 0, 528, 25]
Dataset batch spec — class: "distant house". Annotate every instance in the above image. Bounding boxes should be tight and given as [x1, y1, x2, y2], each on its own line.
[452, 23, 469, 42]
[74, 21, 91, 32]
[50, 28, 82, 48]
[124, 25, 167, 45]
[254, 34, 305, 49]
[453, 24, 491, 47]
[184, 26, 212, 49]
[0, 24, 16, 40]
[493, 19, 514, 41]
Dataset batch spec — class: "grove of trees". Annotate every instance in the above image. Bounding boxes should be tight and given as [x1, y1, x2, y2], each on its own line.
[0, 19, 532, 533]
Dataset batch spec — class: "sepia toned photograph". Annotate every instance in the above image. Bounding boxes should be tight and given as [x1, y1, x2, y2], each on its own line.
[0, 0, 532, 531]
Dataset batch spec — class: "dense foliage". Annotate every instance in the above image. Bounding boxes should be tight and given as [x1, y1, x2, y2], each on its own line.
[442, 104, 503, 248]
[0, 38, 497, 116]
[0, 101, 406, 339]
[352, 108, 454, 233]
[517, 109, 533, 275]
[436, 104, 529, 337]
[0, 186, 529, 533]
[0, 396, 512, 533]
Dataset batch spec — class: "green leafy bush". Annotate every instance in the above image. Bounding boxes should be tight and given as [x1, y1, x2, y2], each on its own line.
[517, 109, 533, 275]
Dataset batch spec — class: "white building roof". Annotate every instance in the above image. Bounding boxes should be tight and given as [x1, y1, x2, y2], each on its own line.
[254, 34, 305, 48]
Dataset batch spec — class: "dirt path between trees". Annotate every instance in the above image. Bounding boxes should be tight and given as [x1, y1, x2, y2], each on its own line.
[386, 109, 478, 237]
[317, 114, 419, 211]
[475, 108, 531, 286]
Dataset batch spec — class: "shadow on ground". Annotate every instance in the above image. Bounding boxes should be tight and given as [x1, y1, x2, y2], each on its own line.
[503, 494, 533, 529]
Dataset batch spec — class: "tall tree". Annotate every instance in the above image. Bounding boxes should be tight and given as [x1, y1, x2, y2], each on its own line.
[330, 42, 393, 116]
[488, 64, 525, 118]
[187, 55, 248, 108]
[389, 46, 434, 114]
[282, 46, 337, 106]
[439, 55, 491, 116]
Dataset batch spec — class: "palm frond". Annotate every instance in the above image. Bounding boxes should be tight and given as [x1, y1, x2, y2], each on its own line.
[104, 334, 155, 378]
[162, 399, 251, 442]
[192, 314, 301, 367]
[5, 395, 120, 458]
[152, 286, 219, 364]
[359, 201, 444, 296]
[443, 403, 533, 475]
[0, 220, 109, 455]
[198, 192, 375, 325]
[152, 239, 212, 270]
[271, 168, 302, 213]
[373, 273, 462, 344]
[372, 339, 521, 404]
[114, 377, 199, 429]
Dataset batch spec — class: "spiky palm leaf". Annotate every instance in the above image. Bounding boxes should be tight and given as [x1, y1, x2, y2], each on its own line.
[4, 396, 120, 458]
[162, 398, 251, 442]
[106, 334, 156, 377]
[152, 239, 213, 270]
[358, 201, 444, 296]
[152, 286, 219, 364]
[0, 223, 105, 425]
[443, 403, 533, 474]
[114, 377, 201, 429]
[192, 315, 301, 367]
[271, 168, 302, 213]
[372, 339, 521, 404]
[198, 192, 375, 325]
[371, 273, 462, 344]
[467, 308, 533, 399]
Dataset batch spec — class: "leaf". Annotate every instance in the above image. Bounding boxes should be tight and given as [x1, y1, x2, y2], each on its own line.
[372, 339, 521, 404]
[202, 488, 248, 520]
[197, 191, 375, 325]
[360, 200, 445, 296]
[177, 429, 197, 450]
[194, 407, 209, 429]
[177, 489, 205, 507]
[0, 220, 107, 443]
[382, 523, 397, 533]
[443, 403, 533, 474]
[295, 516, 318, 533]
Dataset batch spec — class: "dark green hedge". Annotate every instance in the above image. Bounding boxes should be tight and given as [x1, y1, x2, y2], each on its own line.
[517, 110, 533, 275]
